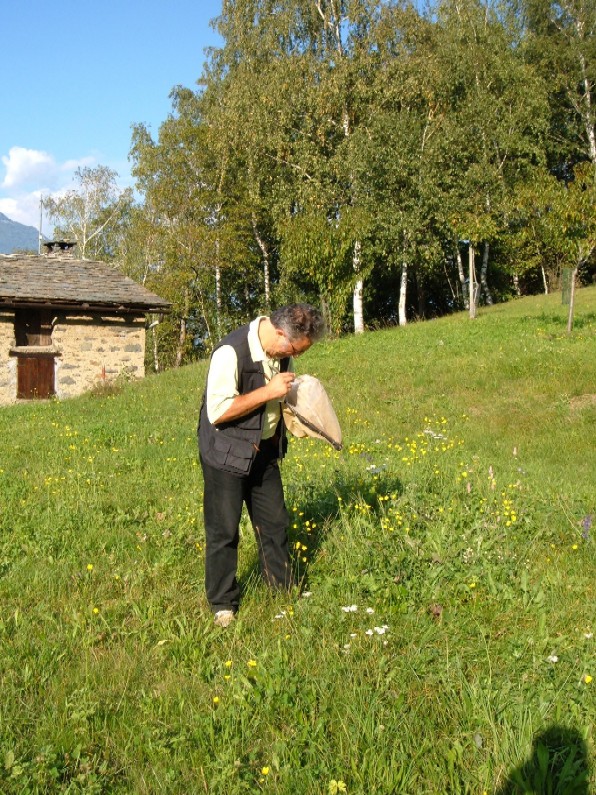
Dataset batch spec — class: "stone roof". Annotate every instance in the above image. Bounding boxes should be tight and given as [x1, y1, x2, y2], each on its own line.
[0, 254, 171, 313]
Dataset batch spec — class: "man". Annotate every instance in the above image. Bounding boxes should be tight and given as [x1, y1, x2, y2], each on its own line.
[198, 303, 325, 627]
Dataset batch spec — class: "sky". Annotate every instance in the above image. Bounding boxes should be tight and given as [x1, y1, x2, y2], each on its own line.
[0, 0, 223, 232]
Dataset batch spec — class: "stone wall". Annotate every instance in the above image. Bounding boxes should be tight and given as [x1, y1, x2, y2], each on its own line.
[0, 311, 146, 405]
[52, 314, 146, 399]
[0, 312, 17, 405]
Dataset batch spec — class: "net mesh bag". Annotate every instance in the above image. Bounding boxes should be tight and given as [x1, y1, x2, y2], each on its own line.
[282, 374, 342, 451]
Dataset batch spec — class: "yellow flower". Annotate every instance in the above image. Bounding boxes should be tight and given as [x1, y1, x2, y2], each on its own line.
[247, 659, 257, 668]
[584, 675, 593, 684]
[87, 564, 94, 571]
[213, 696, 220, 704]
[261, 766, 270, 775]
[92, 607, 99, 615]
[224, 660, 233, 668]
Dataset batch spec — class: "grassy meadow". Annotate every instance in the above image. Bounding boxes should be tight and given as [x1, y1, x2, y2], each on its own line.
[1, 287, 595, 794]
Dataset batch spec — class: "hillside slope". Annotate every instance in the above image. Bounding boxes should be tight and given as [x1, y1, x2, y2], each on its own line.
[0, 211, 41, 253]
[0, 286, 594, 794]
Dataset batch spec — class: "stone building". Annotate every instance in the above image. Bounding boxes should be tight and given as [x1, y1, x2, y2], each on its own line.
[0, 243, 170, 404]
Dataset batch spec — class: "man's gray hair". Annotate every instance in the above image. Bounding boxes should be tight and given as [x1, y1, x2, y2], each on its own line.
[270, 303, 325, 343]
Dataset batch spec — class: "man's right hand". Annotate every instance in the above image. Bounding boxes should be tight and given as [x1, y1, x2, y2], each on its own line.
[213, 372, 295, 424]
[266, 372, 296, 400]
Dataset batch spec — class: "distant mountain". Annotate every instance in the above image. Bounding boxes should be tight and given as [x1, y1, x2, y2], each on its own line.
[0, 212, 43, 254]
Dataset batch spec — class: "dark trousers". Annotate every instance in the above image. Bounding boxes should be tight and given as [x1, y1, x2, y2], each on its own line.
[201, 442, 293, 612]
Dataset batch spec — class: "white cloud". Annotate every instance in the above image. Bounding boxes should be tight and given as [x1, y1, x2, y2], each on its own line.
[0, 147, 100, 228]
[1, 147, 57, 190]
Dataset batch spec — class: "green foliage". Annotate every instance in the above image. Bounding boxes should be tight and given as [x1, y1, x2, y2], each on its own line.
[113, 0, 596, 343]
[508, 162, 596, 294]
[44, 166, 133, 261]
[0, 288, 595, 793]
[279, 206, 372, 332]
[518, 0, 596, 172]
[113, 0, 596, 345]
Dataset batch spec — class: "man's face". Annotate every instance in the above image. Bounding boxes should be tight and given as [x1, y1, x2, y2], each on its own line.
[271, 328, 312, 359]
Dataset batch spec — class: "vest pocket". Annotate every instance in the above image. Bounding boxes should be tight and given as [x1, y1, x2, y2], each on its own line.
[212, 433, 254, 473]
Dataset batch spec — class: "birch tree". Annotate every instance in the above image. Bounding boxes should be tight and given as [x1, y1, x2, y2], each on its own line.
[44, 165, 132, 260]
[208, 0, 383, 332]
[520, 0, 596, 171]
[129, 89, 254, 365]
[349, 3, 449, 325]
[433, 0, 549, 309]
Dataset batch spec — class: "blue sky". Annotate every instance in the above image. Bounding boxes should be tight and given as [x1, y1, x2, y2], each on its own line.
[0, 0, 222, 230]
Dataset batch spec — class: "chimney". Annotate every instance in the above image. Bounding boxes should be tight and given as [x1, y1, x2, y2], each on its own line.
[43, 240, 77, 258]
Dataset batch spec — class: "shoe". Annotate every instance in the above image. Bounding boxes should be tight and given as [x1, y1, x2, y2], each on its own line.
[214, 609, 236, 628]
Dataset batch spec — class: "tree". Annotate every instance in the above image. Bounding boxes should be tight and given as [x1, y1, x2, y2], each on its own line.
[518, 0, 596, 173]
[207, 0, 385, 333]
[44, 165, 133, 260]
[557, 163, 596, 331]
[431, 0, 549, 314]
[509, 162, 596, 324]
[348, 2, 449, 325]
[123, 0, 586, 353]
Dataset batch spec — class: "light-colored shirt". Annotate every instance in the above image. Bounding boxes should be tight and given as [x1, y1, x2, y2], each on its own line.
[206, 316, 293, 440]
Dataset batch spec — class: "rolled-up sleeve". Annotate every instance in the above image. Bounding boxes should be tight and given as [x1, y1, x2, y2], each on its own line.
[206, 345, 239, 423]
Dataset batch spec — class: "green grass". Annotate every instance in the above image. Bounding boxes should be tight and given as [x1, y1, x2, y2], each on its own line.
[1, 287, 594, 794]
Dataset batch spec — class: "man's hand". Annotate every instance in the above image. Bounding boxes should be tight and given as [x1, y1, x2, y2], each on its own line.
[213, 372, 295, 425]
[265, 372, 295, 400]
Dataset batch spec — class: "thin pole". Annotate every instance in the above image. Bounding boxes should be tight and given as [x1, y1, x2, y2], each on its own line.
[567, 265, 578, 335]
[469, 244, 476, 319]
[38, 196, 43, 254]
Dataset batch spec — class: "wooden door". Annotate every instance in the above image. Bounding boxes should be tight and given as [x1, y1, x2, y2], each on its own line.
[17, 355, 56, 399]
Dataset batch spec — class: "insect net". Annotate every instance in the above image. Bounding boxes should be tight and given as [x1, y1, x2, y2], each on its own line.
[282, 374, 342, 451]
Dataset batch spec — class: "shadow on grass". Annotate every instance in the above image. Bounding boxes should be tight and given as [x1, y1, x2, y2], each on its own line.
[237, 464, 404, 595]
[495, 725, 590, 795]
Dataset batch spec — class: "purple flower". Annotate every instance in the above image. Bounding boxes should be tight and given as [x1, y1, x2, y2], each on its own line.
[582, 515, 592, 540]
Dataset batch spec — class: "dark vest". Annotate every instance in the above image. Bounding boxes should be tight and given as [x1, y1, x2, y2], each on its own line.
[198, 323, 289, 475]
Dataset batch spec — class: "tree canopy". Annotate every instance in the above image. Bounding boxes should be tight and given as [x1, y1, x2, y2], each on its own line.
[48, 0, 595, 365]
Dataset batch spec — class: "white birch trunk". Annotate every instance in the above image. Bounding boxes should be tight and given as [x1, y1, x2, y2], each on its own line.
[214, 232, 222, 339]
[579, 53, 596, 165]
[215, 264, 221, 312]
[152, 325, 160, 373]
[456, 247, 469, 309]
[214, 264, 222, 339]
[353, 279, 364, 333]
[353, 240, 364, 333]
[541, 266, 549, 295]
[263, 259, 270, 307]
[567, 266, 579, 334]
[174, 289, 189, 367]
[251, 212, 271, 307]
[398, 260, 408, 326]
[214, 234, 222, 316]
[513, 273, 521, 296]
[214, 199, 223, 335]
[479, 242, 493, 304]
[174, 317, 186, 368]
[469, 244, 477, 319]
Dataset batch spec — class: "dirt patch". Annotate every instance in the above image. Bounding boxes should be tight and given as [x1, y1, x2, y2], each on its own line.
[569, 394, 596, 412]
